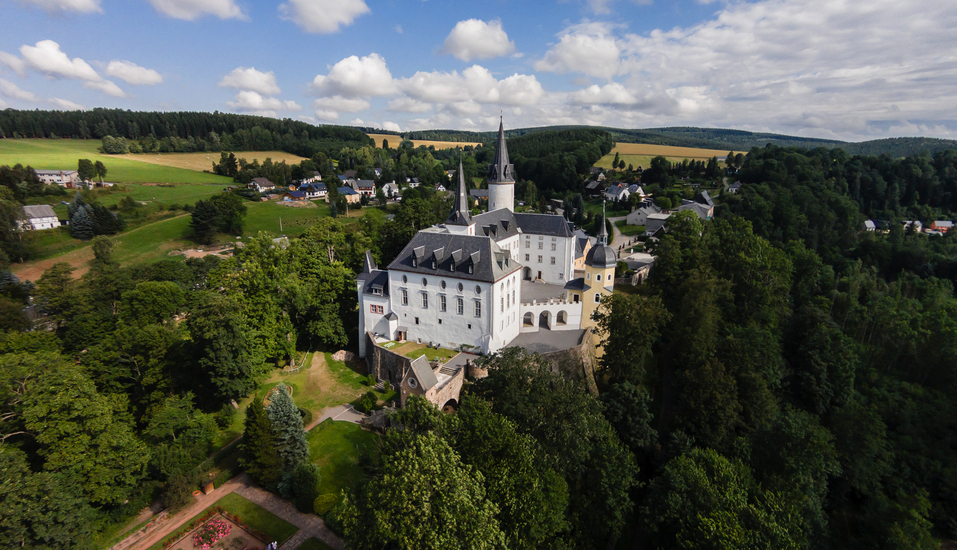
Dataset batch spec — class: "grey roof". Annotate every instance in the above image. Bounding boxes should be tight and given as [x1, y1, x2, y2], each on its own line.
[285, 191, 306, 198]
[338, 186, 359, 195]
[729, 182, 742, 189]
[356, 179, 375, 189]
[697, 190, 715, 208]
[36, 169, 77, 175]
[514, 213, 574, 238]
[605, 186, 628, 198]
[387, 232, 519, 283]
[343, 170, 357, 178]
[469, 189, 488, 198]
[251, 177, 274, 187]
[585, 244, 617, 268]
[446, 159, 472, 227]
[488, 119, 515, 184]
[574, 229, 589, 260]
[473, 209, 521, 241]
[409, 355, 439, 391]
[678, 202, 712, 220]
[564, 278, 591, 291]
[586, 181, 602, 190]
[358, 251, 390, 295]
[22, 205, 57, 219]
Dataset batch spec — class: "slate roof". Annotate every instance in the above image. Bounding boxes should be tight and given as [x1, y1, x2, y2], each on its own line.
[564, 278, 591, 292]
[678, 202, 712, 220]
[586, 181, 602, 190]
[514, 213, 574, 238]
[472, 209, 521, 241]
[343, 170, 357, 178]
[409, 355, 439, 391]
[356, 179, 375, 189]
[22, 205, 57, 219]
[387, 232, 519, 283]
[488, 119, 515, 184]
[285, 191, 306, 199]
[586, 244, 617, 268]
[469, 189, 489, 198]
[358, 251, 390, 296]
[697, 190, 715, 208]
[251, 177, 274, 187]
[338, 187, 359, 195]
[446, 159, 472, 227]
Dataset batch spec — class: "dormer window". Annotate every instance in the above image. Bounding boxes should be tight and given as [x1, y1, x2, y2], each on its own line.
[412, 257, 417, 267]
[469, 265, 474, 274]
[432, 259, 436, 269]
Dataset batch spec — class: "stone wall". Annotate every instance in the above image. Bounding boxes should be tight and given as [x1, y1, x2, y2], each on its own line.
[365, 332, 413, 386]
[540, 328, 600, 396]
[427, 368, 465, 409]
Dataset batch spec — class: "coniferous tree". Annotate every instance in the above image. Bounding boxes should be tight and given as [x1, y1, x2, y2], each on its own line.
[240, 401, 282, 487]
[70, 207, 94, 240]
[266, 383, 309, 470]
[189, 199, 220, 244]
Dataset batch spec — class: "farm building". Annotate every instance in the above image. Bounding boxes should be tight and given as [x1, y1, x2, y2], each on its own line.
[20, 205, 61, 231]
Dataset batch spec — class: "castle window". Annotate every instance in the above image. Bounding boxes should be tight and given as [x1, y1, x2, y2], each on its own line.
[538, 242, 543, 250]
[475, 285, 481, 294]
[402, 275, 408, 283]
[597, 274, 602, 281]
[525, 254, 529, 261]
[512, 290, 515, 304]
[474, 301, 482, 318]
[586, 272, 591, 280]
[595, 293, 601, 303]
[501, 297, 504, 313]
[441, 280, 447, 289]
[401, 289, 408, 305]
[457, 297, 464, 314]
[458, 283, 464, 292]
[551, 257, 556, 265]
[422, 293, 428, 309]
[440, 295, 447, 312]
[415, 317, 420, 324]
[538, 255, 543, 263]
[551, 243, 556, 251]
[422, 278, 428, 286]
[408, 377, 418, 389]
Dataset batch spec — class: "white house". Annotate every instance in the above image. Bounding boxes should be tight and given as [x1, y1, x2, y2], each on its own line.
[20, 205, 60, 231]
[299, 183, 327, 199]
[354, 179, 376, 197]
[381, 181, 400, 198]
[36, 170, 79, 188]
[248, 177, 275, 193]
[626, 204, 662, 226]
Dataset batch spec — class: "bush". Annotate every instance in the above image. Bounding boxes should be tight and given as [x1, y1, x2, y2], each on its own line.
[365, 374, 376, 386]
[298, 407, 314, 426]
[313, 494, 337, 516]
[216, 403, 236, 429]
[382, 380, 392, 392]
[357, 391, 378, 413]
[163, 469, 197, 511]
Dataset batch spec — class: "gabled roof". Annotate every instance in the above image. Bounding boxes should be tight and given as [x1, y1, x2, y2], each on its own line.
[251, 177, 274, 187]
[343, 170, 357, 178]
[408, 355, 439, 391]
[469, 189, 489, 198]
[285, 191, 306, 198]
[514, 213, 574, 238]
[473, 209, 520, 242]
[697, 190, 715, 208]
[22, 204, 57, 219]
[586, 181, 602, 190]
[356, 179, 375, 189]
[338, 187, 359, 195]
[387, 232, 519, 282]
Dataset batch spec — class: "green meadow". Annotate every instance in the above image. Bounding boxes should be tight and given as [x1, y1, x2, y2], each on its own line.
[0, 139, 232, 184]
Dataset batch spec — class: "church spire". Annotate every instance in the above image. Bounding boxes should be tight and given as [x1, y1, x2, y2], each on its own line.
[445, 157, 472, 227]
[598, 200, 609, 245]
[488, 118, 514, 184]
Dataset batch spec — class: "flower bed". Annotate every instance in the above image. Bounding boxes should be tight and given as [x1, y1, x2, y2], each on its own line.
[160, 510, 267, 550]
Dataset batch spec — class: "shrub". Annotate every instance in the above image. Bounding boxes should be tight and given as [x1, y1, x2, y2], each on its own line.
[292, 462, 322, 513]
[365, 374, 376, 386]
[314, 494, 337, 516]
[298, 407, 314, 426]
[216, 403, 236, 429]
[357, 391, 378, 413]
[382, 380, 392, 392]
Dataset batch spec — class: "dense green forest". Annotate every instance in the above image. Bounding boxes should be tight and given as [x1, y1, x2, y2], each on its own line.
[0, 109, 373, 158]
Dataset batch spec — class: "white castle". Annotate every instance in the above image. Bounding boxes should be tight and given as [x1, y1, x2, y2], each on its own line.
[357, 121, 618, 358]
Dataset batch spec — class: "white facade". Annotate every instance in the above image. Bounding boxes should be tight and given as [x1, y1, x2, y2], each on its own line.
[36, 170, 79, 186]
[488, 182, 514, 213]
[519, 233, 575, 284]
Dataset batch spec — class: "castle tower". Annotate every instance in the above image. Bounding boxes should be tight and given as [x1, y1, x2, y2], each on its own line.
[445, 158, 474, 235]
[581, 202, 617, 329]
[487, 118, 515, 213]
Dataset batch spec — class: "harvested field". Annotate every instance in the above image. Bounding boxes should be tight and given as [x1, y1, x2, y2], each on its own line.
[367, 133, 482, 150]
[123, 150, 307, 172]
[611, 143, 743, 158]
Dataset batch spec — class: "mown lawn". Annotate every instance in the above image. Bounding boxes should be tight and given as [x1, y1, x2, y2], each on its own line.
[307, 420, 379, 497]
[584, 201, 630, 218]
[147, 493, 298, 550]
[616, 220, 645, 237]
[0, 139, 232, 184]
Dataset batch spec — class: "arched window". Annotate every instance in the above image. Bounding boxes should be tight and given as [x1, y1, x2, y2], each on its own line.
[596, 274, 602, 281]
[594, 293, 601, 303]
[557, 311, 568, 325]
[523, 312, 534, 326]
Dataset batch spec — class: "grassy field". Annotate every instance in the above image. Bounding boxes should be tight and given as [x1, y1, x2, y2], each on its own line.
[368, 133, 482, 150]
[616, 220, 644, 237]
[0, 139, 232, 184]
[307, 420, 379, 497]
[122, 150, 306, 172]
[147, 493, 298, 550]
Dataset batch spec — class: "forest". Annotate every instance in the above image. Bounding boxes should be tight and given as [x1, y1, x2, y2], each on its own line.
[0, 138, 955, 549]
[0, 109, 373, 158]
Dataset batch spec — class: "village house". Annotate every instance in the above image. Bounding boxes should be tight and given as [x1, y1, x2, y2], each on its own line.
[299, 182, 327, 199]
[336, 186, 361, 204]
[928, 220, 953, 234]
[354, 179, 376, 197]
[603, 183, 630, 203]
[728, 182, 742, 194]
[381, 181, 400, 198]
[626, 204, 662, 226]
[283, 191, 307, 201]
[19, 205, 60, 231]
[248, 177, 276, 193]
[36, 170, 80, 188]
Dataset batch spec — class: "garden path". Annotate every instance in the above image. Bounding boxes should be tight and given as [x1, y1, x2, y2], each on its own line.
[233, 483, 344, 550]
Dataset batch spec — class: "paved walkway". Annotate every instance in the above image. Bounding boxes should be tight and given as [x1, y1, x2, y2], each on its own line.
[234, 480, 344, 550]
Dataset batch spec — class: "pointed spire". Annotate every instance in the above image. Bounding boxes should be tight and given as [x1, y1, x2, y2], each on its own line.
[488, 118, 514, 184]
[445, 157, 473, 226]
[598, 200, 609, 245]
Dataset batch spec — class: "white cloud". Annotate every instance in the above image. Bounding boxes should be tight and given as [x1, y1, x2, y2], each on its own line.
[569, 82, 637, 105]
[382, 121, 401, 132]
[387, 97, 432, 113]
[106, 60, 162, 85]
[21, 40, 99, 81]
[219, 67, 281, 95]
[585, 0, 652, 15]
[349, 118, 365, 126]
[313, 96, 370, 113]
[15, 0, 101, 13]
[83, 79, 126, 97]
[13, 40, 125, 98]
[314, 110, 339, 122]
[227, 91, 301, 115]
[399, 65, 544, 106]
[0, 79, 38, 102]
[279, 0, 369, 34]
[535, 22, 621, 79]
[0, 52, 27, 77]
[49, 97, 84, 110]
[440, 19, 516, 62]
[395, 24, 403, 34]
[311, 53, 395, 97]
[146, 0, 244, 20]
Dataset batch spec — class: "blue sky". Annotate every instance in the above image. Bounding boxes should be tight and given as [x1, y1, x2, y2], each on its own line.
[1, 0, 956, 141]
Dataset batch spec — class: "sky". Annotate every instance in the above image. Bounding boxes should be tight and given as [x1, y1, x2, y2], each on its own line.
[1, 0, 956, 141]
